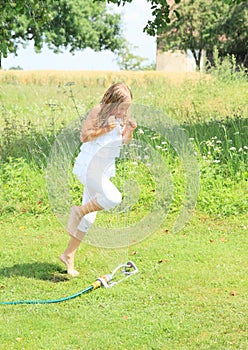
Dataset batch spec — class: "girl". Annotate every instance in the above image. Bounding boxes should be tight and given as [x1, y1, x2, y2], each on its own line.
[60, 83, 137, 276]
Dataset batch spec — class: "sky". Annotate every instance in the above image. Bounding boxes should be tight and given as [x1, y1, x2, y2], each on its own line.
[2, 0, 156, 71]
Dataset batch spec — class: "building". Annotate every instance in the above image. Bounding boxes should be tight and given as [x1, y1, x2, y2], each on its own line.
[156, 48, 205, 72]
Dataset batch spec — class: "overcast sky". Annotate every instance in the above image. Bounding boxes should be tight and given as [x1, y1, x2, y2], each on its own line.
[2, 0, 156, 71]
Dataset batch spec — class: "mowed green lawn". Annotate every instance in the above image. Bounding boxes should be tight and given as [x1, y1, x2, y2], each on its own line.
[0, 212, 247, 350]
[0, 70, 247, 349]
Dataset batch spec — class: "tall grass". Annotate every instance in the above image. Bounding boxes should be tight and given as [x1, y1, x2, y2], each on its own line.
[0, 67, 247, 220]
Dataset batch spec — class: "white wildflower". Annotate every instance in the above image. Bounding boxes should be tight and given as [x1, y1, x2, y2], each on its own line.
[206, 140, 214, 147]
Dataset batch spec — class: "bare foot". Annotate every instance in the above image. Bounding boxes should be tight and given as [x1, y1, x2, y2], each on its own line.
[60, 253, 80, 277]
[68, 206, 83, 236]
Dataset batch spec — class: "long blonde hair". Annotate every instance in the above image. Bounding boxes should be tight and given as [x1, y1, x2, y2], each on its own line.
[97, 83, 132, 127]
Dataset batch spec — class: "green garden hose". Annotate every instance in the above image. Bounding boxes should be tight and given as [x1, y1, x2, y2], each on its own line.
[0, 261, 138, 306]
[0, 285, 94, 305]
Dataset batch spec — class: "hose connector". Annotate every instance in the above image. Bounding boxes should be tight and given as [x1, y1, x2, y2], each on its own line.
[92, 274, 112, 289]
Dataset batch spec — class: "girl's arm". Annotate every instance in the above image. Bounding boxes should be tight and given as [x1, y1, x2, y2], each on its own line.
[80, 105, 116, 143]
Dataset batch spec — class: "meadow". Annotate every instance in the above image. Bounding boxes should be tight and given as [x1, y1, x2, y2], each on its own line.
[0, 68, 247, 350]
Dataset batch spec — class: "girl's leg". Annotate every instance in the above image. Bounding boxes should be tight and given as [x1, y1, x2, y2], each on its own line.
[64, 175, 122, 276]
[68, 198, 103, 236]
[69, 174, 122, 232]
[68, 174, 122, 236]
[60, 235, 82, 277]
[77, 187, 98, 233]
[62, 186, 100, 276]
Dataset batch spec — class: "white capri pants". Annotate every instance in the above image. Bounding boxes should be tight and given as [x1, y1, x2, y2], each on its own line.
[76, 154, 122, 237]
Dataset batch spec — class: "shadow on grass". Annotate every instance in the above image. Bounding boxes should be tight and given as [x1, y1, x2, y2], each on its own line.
[0, 262, 70, 282]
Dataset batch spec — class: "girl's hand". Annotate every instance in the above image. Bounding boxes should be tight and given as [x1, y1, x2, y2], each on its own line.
[122, 118, 137, 144]
[126, 119, 137, 131]
[106, 115, 117, 131]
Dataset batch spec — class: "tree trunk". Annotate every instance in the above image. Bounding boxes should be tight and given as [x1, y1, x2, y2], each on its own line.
[191, 49, 202, 71]
[205, 50, 214, 70]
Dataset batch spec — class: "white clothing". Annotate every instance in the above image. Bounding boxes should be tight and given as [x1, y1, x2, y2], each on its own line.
[72, 119, 123, 238]
[73, 118, 123, 184]
[76, 174, 122, 238]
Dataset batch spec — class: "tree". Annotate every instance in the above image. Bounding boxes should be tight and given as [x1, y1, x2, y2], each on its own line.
[218, 1, 248, 66]
[156, 0, 247, 70]
[157, 0, 233, 70]
[0, 0, 123, 68]
[101, 0, 247, 69]
[114, 41, 149, 70]
[100, 0, 179, 36]
[102, 0, 244, 37]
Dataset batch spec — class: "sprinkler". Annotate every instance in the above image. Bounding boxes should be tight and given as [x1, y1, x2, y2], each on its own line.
[0, 261, 138, 306]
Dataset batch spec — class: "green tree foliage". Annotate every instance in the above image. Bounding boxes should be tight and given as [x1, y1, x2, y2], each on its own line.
[101, 0, 178, 36]
[157, 0, 247, 70]
[218, 1, 248, 66]
[103, 0, 244, 36]
[114, 41, 149, 70]
[0, 0, 123, 68]
[157, 0, 231, 70]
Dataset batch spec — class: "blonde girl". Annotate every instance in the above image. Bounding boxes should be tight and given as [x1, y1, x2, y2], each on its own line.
[60, 83, 137, 276]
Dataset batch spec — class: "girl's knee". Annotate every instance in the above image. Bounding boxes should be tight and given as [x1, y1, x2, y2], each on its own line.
[112, 190, 122, 207]
[97, 190, 122, 210]
[106, 190, 122, 209]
